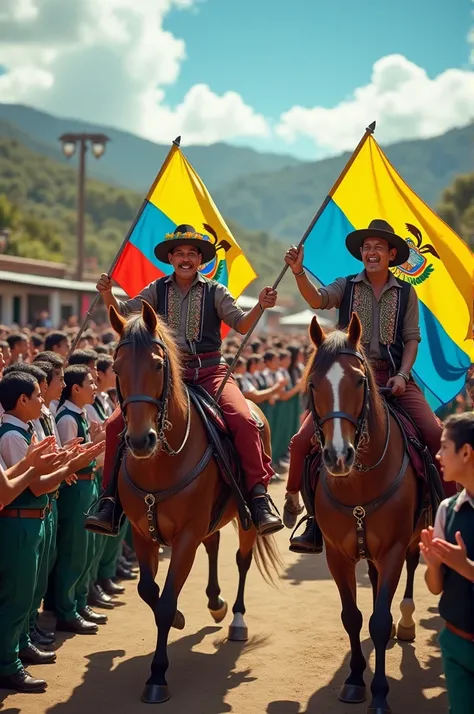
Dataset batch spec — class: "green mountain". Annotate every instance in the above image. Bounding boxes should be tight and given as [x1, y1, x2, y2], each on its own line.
[213, 123, 474, 242]
[0, 104, 302, 194]
[0, 135, 298, 302]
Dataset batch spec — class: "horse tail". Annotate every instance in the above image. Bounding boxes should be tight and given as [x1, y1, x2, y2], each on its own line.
[252, 533, 284, 586]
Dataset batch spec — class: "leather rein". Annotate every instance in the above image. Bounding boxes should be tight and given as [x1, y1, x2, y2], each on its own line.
[308, 347, 408, 559]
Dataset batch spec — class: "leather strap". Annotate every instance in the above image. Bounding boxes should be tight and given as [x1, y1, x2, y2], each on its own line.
[76, 473, 95, 482]
[0, 508, 47, 519]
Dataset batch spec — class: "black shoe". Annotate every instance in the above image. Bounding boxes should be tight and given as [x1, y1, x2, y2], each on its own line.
[88, 584, 115, 610]
[115, 564, 137, 580]
[118, 555, 138, 572]
[78, 606, 108, 624]
[29, 627, 54, 647]
[98, 577, 125, 596]
[122, 543, 137, 565]
[19, 643, 57, 665]
[85, 498, 122, 536]
[56, 615, 98, 635]
[249, 487, 284, 536]
[282, 493, 304, 529]
[36, 625, 56, 641]
[0, 667, 47, 692]
[289, 517, 324, 554]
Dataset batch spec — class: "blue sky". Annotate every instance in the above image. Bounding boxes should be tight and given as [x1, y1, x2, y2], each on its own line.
[0, 0, 473, 158]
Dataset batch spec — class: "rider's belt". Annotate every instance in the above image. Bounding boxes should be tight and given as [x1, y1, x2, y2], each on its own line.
[371, 359, 390, 371]
[76, 473, 95, 482]
[181, 351, 223, 370]
[445, 621, 474, 642]
[0, 507, 47, 520]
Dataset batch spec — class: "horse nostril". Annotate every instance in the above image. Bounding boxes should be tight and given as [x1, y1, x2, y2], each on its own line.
[346, 445, 355, 463]
[323, 447, 332, 464]
[147, 430, 157, 450]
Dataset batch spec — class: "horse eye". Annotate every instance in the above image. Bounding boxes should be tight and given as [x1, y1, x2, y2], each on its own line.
[155, 361, 163, 372]
[356, 376, 366, 387]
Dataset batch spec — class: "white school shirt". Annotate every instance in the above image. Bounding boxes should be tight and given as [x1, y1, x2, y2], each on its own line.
[433, 489, 474, 539]
[40, 404, 62, 447]
[0, 414, 32, 468]
[84, 402, 105, 467]
[55, 400, 91, 446]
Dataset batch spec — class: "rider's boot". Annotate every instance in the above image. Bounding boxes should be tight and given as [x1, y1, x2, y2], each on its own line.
[84, 467, 124, 537]
[249, 484, 284, 537]
[289, 517, 323, 554]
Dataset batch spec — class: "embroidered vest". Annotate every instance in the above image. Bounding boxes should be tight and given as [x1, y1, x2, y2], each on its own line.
[56, 407, 96, 475]
[156, 276, 221, 353]
[0, 422, 48, 509]
[338, 275, 411, 374]
[438, 497, 474, 633]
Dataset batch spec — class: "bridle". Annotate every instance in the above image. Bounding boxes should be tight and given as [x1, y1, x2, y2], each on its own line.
[114, 336, 191, 456]
[308, 347, 390, 472]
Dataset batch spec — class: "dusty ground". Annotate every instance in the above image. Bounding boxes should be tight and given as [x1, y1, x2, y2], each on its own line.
[0, 481, 447, 714]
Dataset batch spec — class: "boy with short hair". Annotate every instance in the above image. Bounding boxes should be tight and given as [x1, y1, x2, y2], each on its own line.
[420, 412, 474, 714]
[6, 333, 29, 364]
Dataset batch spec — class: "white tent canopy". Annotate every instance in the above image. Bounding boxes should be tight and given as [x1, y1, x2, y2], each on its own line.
[279, 309, 334, 328]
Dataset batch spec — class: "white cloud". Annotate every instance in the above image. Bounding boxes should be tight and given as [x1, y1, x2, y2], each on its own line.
[0, 0, 270, 145]
[276, 55, 474, 155]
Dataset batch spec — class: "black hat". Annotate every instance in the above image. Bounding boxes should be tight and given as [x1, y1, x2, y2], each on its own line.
[154, 224, 216, 265]
[345, 219, 410, 267]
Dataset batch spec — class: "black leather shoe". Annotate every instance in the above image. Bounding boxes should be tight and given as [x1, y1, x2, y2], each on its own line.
[78, 606, 108, 624]
[0, 667, 47, 692]
[249, 486, 284, 536]
[29, 627, 54, 647]
[85, 498, 122, 536]
[88, 584, 115, 610]
[98, 578, 125, 595]
[56, 615, 98, 634]
[19, 643, 57, 665]
[115, 564, 137, 580]
[36, 625, 56, 641]
[289, 517, 324, 554]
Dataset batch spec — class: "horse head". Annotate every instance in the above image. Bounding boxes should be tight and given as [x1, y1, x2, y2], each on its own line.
[110, 301, 186, 459]
[306, 312, 376, 477]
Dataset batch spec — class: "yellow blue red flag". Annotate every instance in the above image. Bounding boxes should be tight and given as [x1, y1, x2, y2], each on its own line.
[303, 135, 474, 410]
[112, 142, 256, 302]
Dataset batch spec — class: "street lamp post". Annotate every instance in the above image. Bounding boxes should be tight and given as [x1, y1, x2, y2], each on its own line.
[59, 132, 110, 315]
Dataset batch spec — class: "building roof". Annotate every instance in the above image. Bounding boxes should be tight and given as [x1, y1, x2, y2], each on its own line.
[0, 269, 129, 297]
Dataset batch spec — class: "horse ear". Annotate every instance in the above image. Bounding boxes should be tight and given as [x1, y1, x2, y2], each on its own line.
[141, 300, 157, 333]
[347, 312, 362, 346]
[309, 316, 326, 347]
[109, 306, 126, 336]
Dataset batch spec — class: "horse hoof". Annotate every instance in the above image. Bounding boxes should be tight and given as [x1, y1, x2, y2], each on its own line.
[209, 599, 228, 624]
[141, 684, 170, 704]
[172, 610, 185, 630]
[390, 623, 396, 639]
[396, 621, 416, 642]
[339, 684, 366, 703]
[228, 625, 248, 642]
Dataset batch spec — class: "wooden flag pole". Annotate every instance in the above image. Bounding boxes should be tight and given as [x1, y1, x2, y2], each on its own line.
[214, 121, 376, 403]
[66, 136, 182, 361]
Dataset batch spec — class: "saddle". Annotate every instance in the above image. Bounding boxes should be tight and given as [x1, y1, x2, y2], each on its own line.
[302, 396, 445, 531]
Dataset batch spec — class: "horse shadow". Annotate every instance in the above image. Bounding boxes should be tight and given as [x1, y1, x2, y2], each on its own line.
[267, 635, 447, 714]
[282, 552, 332, 586]
[45, 626, 268, 714]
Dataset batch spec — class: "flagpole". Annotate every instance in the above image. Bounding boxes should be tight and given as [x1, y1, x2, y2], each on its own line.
[214, 121, 376, 403]
[66, 136, 182, 360]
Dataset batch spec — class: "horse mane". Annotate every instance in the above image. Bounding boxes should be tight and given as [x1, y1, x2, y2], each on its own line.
[303, 329, 384, 432]
[120, 313, 187, 418]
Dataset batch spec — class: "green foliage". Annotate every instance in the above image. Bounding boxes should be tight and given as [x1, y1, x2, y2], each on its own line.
[437, 173, 474, 251]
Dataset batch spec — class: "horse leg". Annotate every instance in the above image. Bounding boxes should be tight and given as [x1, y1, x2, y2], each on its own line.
[368, 551, 406, 714]
[141, 537, 199, 704]
[396, 542, 420, 642]
[326, 547, 367, 704]
[228, 525, 255, 642]
[202, 531, 228, 623]
[368, 561, 395, 640]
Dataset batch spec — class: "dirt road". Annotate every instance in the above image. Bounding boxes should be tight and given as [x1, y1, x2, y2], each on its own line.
[0, 481, 447, 714]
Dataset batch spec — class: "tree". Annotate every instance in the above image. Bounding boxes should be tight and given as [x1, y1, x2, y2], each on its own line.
[437, 173, 474, 251]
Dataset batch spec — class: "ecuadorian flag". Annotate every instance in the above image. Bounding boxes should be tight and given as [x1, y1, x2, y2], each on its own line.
[112, 141, 256, 302]
[303, 134, 474, 411]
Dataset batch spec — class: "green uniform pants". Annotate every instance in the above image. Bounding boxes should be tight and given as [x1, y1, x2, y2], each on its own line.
[0, 518, 43, 676]
[29, 501, 56, 630]
[98, 517, 129, 579]
[439, 627, 474, 714]
[54, 479, 96, 621]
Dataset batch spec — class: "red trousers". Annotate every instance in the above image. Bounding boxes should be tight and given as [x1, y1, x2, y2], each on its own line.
[286, 369, 456, 497]
[102, 364, 273, 491]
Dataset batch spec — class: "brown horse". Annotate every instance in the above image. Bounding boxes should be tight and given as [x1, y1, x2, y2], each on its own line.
[306, 313, 428, 714]
[109, 301, 281, 704]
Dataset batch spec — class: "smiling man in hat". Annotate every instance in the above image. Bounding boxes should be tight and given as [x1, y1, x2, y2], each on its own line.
[86, 225, 284, 537]
[283, 218, 449, 553]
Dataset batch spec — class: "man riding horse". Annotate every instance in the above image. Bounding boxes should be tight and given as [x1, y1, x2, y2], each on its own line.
[85, 224, 284, 538]
[284, 218, 452, 553]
